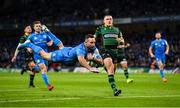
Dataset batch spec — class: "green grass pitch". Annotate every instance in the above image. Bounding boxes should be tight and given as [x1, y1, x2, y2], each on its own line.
[0, 71, 180, 107]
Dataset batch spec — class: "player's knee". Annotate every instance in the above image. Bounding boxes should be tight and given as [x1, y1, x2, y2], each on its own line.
[58, 44, 64, 49]
[158, 64, 163, 69]
[28, 62, 35, 67]
[121, 63, 127, 69]
[107, 64, 115, 74]
[107, 70, 115, 75]
[157, 61, 163, 69]
[39, 65, 47, 73]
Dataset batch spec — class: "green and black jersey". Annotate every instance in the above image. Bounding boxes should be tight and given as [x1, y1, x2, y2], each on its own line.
[95, 25, 123, 49]
[94, 25, 126, 63]
[19, 33, 29, 44]
[15, 33, 33, 62]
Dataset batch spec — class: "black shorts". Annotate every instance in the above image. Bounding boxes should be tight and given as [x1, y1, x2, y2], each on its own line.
[24, 49, 34, 63]
[19, 49, 34, 66]
[101, 49, 126, 64]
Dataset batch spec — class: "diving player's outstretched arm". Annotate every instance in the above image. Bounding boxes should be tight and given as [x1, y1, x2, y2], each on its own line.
[77, 56, 99, 73]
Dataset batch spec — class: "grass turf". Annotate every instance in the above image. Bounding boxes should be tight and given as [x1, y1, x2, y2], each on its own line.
[0, 72, 179, 107]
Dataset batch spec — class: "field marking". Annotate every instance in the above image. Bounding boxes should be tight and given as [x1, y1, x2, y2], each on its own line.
[0, 89, 26, 92]
[0, 94, 180, 103]
[0, 97, 81, 103]
[105, 94, 180, 99]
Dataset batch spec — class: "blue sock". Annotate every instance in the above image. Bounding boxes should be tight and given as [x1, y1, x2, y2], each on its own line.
[160, 69, 165, 78]
[42, 73, 49, 86]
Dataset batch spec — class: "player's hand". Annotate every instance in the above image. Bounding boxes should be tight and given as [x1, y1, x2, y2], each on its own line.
[116, 38, 124, 43]
[90, 67, 99, 73]
[11, 56, 16, 62]
[117, 45, 125, 48]
[126, 43, 130, 47]
[165, 51, 169, 55]
[41, 25, 50, 32]
[150, 54, 155, 58]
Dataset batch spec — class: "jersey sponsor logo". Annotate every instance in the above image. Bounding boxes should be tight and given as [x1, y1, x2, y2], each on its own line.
[104, 34, 118, 38]
[34, 41, 47, 44]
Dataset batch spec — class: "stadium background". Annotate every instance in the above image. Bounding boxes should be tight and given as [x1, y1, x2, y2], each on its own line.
[0, 0, 179, 71]
[0, 0, 180, 107]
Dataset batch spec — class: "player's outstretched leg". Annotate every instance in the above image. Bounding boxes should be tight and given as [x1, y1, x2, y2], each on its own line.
[19, 41, 43, 54]
[41, 25, 63, 48]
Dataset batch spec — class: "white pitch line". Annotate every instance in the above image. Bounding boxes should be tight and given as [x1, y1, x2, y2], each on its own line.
[0, 95, 180, 103]
[105, 94, 180, 99]
[0, 97, 81, 103]
[0, 89, 26, 92]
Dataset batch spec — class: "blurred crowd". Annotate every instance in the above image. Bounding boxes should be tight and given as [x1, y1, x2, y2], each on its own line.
[0, 0, 180, 23]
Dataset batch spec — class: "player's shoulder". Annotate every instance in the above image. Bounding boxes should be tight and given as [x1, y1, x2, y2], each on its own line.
[112, 26, 119, 30]
[96, 25, 104, 30]
[151, 40, 157, 44]
[41, 31, 47, 35]
[28, 33, 39, 41]
[28, 32, 36, 37]
[76, 43, 87, 52]
[19, 35, 27, 43]
[41, 32, 51, 38]
[161, 39, 168, 44]
[78, 43, 85, 49]
[75, 43, 86, 54]
[112, 26, 121, 32]
[161, 39, 167, 42]
[20, 35, 26, 39]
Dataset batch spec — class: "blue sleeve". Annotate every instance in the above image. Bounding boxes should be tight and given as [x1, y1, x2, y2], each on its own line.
[46, 34, 52, 42]
[27, 35, 31, 40]
[76, 48, 86, 57]
[164, 39, 168, 46]
[27, 35, 33, 42]
[149, 41, 154, 49]
[93, 48, 102, 59]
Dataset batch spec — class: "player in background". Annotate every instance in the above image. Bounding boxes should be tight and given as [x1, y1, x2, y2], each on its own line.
[94, 15, 133, 96]
[28, 21, 55, 91]
[19, 34, 102, 73]
[149, 32, 169, 82]
[11, 25, 40, 88]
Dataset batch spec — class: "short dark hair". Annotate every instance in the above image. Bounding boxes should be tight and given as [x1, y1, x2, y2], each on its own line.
[104, 15, 112, 17]
[33, 21, 41, 26]
[24, 24, 31, 28]
[23, 24, 31, 31]
[156, 31, 162, 34]
[85, 34, 95, 40]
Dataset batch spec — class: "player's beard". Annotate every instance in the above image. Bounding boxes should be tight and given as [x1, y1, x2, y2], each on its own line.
[87, 47, 94, 52]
